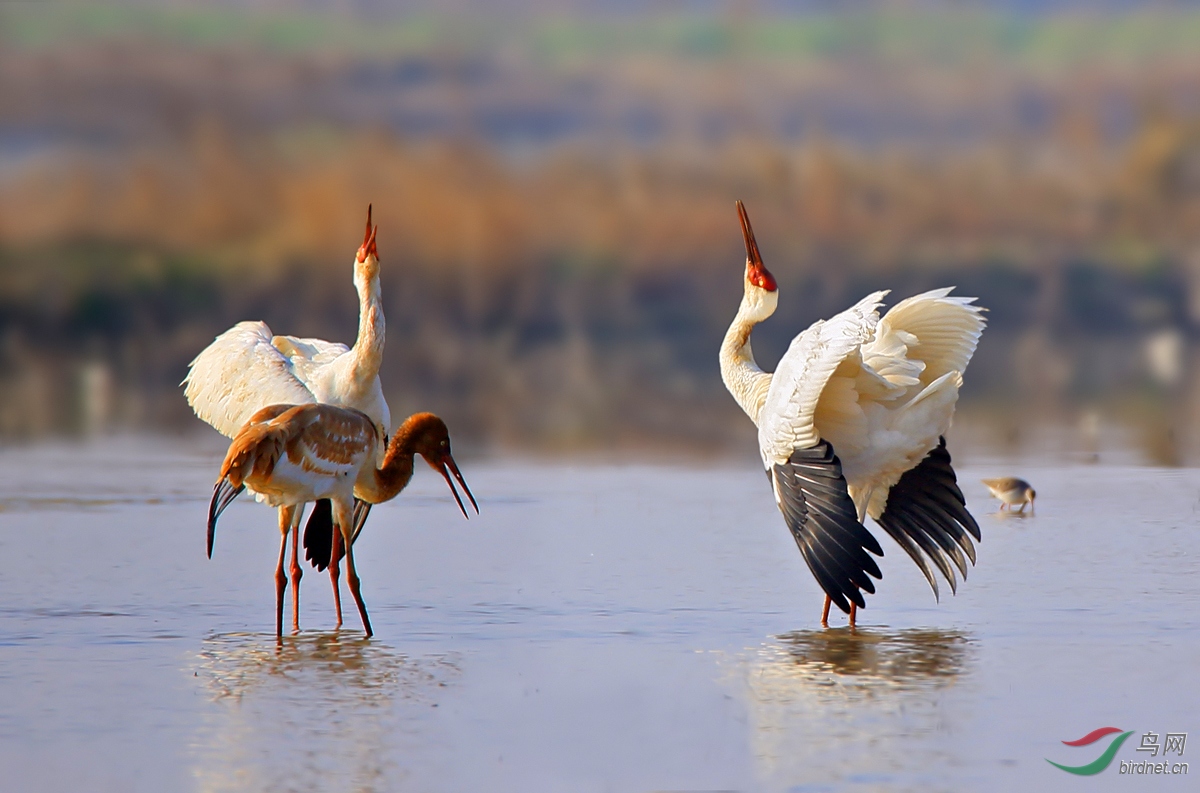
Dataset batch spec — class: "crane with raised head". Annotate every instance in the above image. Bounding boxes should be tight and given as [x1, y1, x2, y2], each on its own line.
[720, 201, 986, 627]
[184, 205, 389, 629]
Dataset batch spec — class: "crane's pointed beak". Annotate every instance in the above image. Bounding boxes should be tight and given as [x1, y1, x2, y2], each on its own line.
[736, 200, 777, 292]
[357, 205, 379, 263]
[434, 453, 478, 519]
[207, 479, 245, 559]
[737, 200, 762, 265]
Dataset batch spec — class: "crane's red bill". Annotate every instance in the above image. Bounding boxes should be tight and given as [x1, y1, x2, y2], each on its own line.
[736, 200, 776, 292]
[357, 204, 379, 262]
[435, 454, 478, 519]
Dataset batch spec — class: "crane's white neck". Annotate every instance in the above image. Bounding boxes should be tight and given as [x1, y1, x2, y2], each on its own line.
[720, 286, 778, 425]
[349, 266, 385, 381]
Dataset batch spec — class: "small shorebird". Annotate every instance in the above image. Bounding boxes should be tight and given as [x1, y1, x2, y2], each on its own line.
[982, 478, 1035, 514]
[185, 206, 390, 615]
[207, 404, 477, 638]
[720, 201, 986, 628]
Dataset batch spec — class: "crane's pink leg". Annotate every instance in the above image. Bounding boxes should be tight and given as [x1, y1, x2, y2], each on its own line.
[288, 506, 303, 634]
[274, 506, 294, 639]
[335, 500, 372, 637]
[849, 602, 857, 629]
[821, 596, 832, 628]
[328, 525, 343, 629]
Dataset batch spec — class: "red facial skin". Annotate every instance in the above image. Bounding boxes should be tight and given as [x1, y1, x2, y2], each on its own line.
[749, 262, 777, 292]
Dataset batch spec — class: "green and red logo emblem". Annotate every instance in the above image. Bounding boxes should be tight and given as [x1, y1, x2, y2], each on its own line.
[1046, 727, 1134, 775]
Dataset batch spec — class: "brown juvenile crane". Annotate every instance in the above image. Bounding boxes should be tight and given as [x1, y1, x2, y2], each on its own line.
[207, 404, 477, 638]
[185, 206, 390, 620]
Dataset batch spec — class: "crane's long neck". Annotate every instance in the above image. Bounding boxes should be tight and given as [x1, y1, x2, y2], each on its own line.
[348, 270, 385, 383]
[357, 421, 417, 503]
[720, 299, 774, 425]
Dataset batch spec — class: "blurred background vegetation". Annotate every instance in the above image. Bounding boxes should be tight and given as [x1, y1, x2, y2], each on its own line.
[3, 0, 1200, 462]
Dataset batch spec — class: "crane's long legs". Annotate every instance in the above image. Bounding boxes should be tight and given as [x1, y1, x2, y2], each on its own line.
[343, 534, 373, 638]
[334, 500, 372, 637]
[820, 595, 857, 629]
[288, 506, 304, 634]
[328, 524, 343, 629]
[274, 506, 297, 639]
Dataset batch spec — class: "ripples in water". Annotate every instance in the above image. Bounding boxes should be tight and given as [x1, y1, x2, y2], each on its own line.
[731, 628, 976, 789]
[0, 494, 202, 512]
[189, 632, 460, 792]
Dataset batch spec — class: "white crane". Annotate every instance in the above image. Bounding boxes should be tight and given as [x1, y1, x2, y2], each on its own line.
[208, 404, 477, 638]
[183, 205, 388, 628]
[720, 201, 986, 627]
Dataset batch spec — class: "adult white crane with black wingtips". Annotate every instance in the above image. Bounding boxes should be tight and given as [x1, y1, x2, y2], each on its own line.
[183, 205, 388, 631]
[720, 201, 986, 627]
[207, 404, 478, 638]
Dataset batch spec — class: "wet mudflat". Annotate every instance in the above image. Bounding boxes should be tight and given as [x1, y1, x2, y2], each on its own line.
[0, 438, 1196, 792]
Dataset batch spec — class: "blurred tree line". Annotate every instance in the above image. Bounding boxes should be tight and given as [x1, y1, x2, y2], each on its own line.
[3, 5, 1200, 457]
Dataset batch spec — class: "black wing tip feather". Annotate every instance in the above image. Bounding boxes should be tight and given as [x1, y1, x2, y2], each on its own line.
[207, 480, 244, 559]
[303, 498, 372, 571]
[772, 441, 884, 616]
[878, 436, 981, 599]
[303, 498, 335, 571]
[350, 500, 372, 544]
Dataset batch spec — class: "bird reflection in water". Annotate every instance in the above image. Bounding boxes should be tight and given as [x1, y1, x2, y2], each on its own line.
[736, 627, 974, 788]
[770, 627, 970, 686]
[189, 632, 459, 793]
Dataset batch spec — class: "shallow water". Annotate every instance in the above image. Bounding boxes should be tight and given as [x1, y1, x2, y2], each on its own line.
[1, 438, 1196, 792]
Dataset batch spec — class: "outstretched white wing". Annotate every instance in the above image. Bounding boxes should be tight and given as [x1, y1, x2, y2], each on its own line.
[756, 286, 986, 608]
[270, 334, 351, 387]
[863, 287, 986, 392]
[807, 288, 984, 489]
[757, 290, 887, 467]
[183, 321, 317, 437]
[271, 335, 350, 363]
[755, 292, 888, 615]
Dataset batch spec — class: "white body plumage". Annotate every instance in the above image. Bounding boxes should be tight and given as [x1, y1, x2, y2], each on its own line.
[754, 288, 984, 521]
[720, 201, 986, 620]
[183, 318, 389, 442]
[182, 208, 390, 447]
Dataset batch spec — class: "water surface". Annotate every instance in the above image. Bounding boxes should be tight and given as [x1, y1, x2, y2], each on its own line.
[1, 439, 1196, 792]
